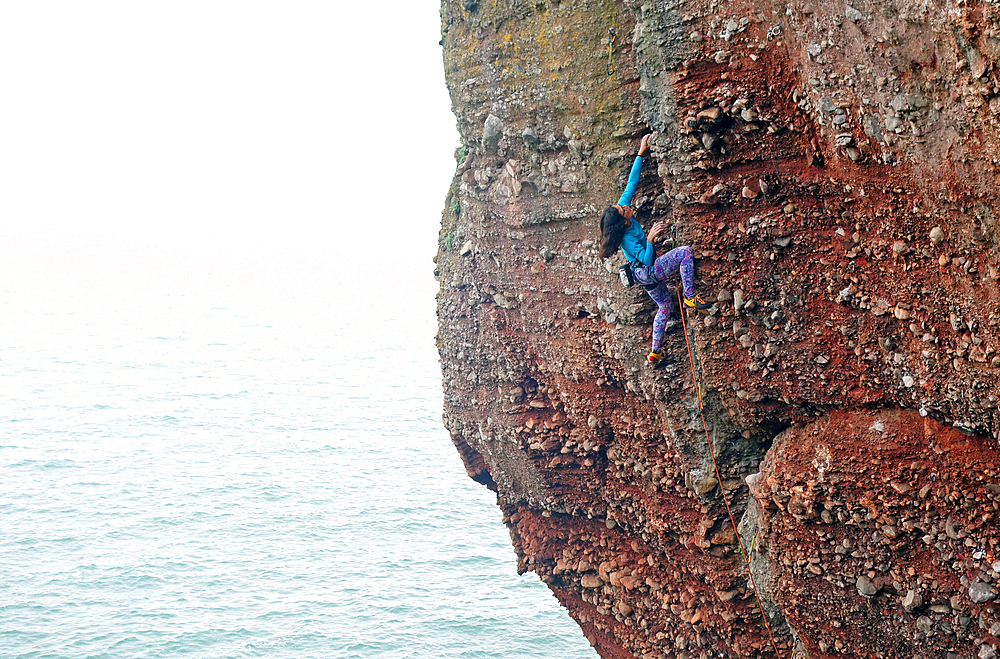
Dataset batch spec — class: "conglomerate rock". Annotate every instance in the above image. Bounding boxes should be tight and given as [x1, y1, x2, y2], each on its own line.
[435, 0, 1000, 657]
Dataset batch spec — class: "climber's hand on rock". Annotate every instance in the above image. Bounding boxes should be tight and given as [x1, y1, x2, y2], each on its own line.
[639, 134, 651, 157]
[648, 221, 667, 242]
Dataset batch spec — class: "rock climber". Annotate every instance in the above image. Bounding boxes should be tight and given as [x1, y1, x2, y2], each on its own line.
[598, 133, 710, 366]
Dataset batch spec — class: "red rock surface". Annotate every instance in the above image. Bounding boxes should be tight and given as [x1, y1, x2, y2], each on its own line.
[436, 0, 1000, 656]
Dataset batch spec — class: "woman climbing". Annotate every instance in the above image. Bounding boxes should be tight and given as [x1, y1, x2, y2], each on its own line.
[598, 134, 710, 366]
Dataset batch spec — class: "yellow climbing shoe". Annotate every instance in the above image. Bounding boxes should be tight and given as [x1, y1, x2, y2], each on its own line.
[683, 294, 711, 310]
[647, 348, 667, 365]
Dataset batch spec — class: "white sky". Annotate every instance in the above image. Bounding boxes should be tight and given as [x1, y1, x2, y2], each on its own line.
[0, 1, 458, 267]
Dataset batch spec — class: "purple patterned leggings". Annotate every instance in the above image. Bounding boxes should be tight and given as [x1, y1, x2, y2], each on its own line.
[633, 246, 695, 351]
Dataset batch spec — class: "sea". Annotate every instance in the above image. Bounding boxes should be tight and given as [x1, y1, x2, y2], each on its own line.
[0, 234, 599, 659]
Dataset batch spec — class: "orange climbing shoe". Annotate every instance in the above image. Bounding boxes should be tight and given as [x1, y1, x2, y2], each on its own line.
[647, 348, 667, 365]
[683, 294, 711, 310]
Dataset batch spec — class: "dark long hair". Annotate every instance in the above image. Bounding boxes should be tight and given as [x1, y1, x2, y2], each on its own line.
[599, 206, 625, 259]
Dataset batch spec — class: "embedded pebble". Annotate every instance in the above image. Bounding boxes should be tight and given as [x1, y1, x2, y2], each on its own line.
[930, 226, 946, 245]
[697, 107, 723, 124]
[902, 589, 922, 612]
[969, 582, 997, 603]
[481, 114, 504, 152]
[857, 575, 878, 597]
[694, 476, 718, 495]
[835, 123, 857, 141]
[890, 481, 911, 494]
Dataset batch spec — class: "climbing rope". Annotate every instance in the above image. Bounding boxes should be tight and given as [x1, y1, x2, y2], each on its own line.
[676, 286, 785, 659]
[606, 27, 616, 76]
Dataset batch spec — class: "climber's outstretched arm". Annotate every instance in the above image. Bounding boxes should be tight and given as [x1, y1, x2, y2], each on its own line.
[617, 134, 651, 207]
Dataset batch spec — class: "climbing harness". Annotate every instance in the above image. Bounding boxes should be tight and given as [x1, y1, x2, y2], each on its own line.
[677, 286, 785, 659]
[635, 263, 661, 292]
[766, 24, 782, 41]
[620, 258, 669, 292]
[607, 28, 616, 76]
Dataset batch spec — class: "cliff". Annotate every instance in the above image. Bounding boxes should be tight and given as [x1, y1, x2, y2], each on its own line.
[435, 0, 1000, 657]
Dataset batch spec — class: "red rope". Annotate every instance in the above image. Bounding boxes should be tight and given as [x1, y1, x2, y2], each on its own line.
[676, 287, 785, 659]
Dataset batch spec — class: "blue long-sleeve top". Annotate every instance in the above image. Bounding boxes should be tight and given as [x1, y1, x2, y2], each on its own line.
[617, 155, 655, 267]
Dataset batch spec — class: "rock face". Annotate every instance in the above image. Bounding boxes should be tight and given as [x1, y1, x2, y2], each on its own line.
[436, 1, 1000, 657]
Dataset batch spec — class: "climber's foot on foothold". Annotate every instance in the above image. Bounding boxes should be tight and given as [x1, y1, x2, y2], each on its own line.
[683, 294, 711, 310]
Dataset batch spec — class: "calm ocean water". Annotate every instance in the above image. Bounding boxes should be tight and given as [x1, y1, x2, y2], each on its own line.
[0, 236, 598, 659]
